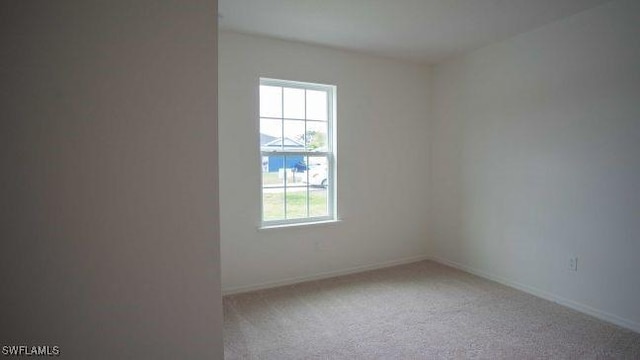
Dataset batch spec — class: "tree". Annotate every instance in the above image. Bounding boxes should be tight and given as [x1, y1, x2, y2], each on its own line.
[305, 130, 326, 151]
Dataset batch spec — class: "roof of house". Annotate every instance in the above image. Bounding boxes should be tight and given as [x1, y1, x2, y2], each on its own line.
[263, 137, 304, 148]
[260, 133, 278, 145]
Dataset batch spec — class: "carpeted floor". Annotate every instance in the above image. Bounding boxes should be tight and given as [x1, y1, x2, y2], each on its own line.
[223, 261, 640, 359]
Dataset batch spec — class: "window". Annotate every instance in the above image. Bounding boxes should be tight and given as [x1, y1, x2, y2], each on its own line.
[259, 78, 336, 226]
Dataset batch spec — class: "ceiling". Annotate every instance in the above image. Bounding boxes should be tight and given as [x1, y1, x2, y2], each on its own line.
[219, 0, 612, 64]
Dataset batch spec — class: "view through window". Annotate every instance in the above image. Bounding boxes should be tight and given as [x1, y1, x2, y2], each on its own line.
[259, 78, 336, 225]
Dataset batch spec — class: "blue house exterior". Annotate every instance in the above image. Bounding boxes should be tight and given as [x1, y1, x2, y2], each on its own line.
[260, 134, 306, 172]
[266, 156, 304, 172]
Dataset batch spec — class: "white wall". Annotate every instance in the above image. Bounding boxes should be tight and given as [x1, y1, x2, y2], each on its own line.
[219, 32, 431, 292]
[429, 0, 640, 331]
[0, 1, 223, 358]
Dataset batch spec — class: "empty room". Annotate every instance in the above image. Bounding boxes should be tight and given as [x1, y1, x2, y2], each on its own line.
[219, 0, 640, 358]
[2, 0, 639, 359]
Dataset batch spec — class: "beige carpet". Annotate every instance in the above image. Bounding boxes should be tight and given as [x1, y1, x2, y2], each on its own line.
[223, 261, 640, 359]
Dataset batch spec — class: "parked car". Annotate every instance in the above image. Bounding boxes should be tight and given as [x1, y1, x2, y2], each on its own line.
[307, 164, 328, 188]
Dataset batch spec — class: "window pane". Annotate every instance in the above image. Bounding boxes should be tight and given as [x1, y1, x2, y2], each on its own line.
[283, 120, 306, 151]
[280, 155, 298, 186]
[307, 154, 328, 217]
[309, 187, 328, 217]
[260, 86, 282, 118]
[289, 155, 307, 186]
[286, 186, 308, 219]
[306, 89, 328, 121]
[306, 121, 328, 151]
[283, 87, 305, 119]
[263, 189, 284, 221]
[306, 155, 328, 188]
[260, 79, 334, 225]
[262, 155, 285, 187]
[260, 118, 283, 150]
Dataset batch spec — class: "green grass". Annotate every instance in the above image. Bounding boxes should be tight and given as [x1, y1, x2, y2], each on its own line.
[263, 189, 328, 221]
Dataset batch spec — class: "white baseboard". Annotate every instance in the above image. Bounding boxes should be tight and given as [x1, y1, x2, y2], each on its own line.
[428, 255, 640, 334]
[222, 254, 430, 295]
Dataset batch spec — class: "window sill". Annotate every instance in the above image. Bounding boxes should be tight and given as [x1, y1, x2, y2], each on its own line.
[258, 219, 341, 231]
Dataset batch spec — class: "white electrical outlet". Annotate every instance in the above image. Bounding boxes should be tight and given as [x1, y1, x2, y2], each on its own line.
[568, 256, 578, 272]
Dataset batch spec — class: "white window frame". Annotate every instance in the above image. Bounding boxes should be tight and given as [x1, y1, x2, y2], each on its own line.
[259, 78, 337, 227]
